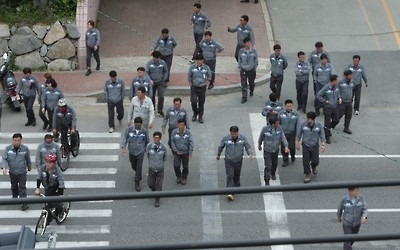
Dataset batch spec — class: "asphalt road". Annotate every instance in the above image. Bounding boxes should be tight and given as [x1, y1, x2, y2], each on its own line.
[1, 0, 400, 249]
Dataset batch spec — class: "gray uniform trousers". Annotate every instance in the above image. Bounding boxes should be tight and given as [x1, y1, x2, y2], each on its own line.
[225, 159, 243, 188]
[263, 150, 279, 181]
[302, 144, 319, 175]
[148, 169, 164, 191]
[343, 224, 361, 250]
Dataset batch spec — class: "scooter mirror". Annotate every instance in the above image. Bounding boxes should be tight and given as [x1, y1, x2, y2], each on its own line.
[2, 53, 7, 60]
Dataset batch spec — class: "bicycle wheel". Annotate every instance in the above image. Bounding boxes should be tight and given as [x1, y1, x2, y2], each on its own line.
[71, 130, 80, 157]
[35, 212, 48, 235]
[55, 201, 71, 224]
[60, 146, 70, 171]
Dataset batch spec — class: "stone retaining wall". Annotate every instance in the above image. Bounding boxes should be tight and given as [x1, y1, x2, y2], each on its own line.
[0, 21, 80, 71]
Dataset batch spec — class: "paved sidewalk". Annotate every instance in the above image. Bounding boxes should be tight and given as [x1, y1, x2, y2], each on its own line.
[14, 0, 272, 97]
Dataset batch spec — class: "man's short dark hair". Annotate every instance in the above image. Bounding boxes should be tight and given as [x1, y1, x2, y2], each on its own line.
[348, 187, 359, 191]
[297, 51, 305, 57]
[241, 15, 249, 22]
[353, 54, 361, 60]
[134, 117, 143, 124]
[229, 126, 239, 132]
[320, 54, 328, 60]
[315, 41, 323, 48]
[153, 131, 162, 138]
[194, 3, 201, 8]
[44, 134, 53, 140]
[22, 67, 31, 74]
[13, 133, 22, 139]
[330, 74, 338, 82]
[243, 37, 251, 44]
[161, 28, 169, 34]
[204, 30, 212, 36]
[152, 51, 161, 58]
[137, 67, 145, 72]
[109, 70, 117, 78]
[344, 69, 353, 76]
[177, 118, 186, 125]
[269, 92, 278, 102]
[306, 111, 316, 120]
[137, 86, 146, 94]
[284, 99, 293, 105]
[273, 44, 281, 50]
[195, 54, 204, 60]
[268, 115, 279, 125]
[173, 97, 182, 103]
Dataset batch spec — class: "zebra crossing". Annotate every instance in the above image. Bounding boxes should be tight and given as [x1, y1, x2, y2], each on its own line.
[0, 131, 121, 248]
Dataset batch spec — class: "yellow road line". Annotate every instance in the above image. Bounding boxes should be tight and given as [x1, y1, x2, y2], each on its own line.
[381, 0, 400, 48]
[358, 0, 381, 50]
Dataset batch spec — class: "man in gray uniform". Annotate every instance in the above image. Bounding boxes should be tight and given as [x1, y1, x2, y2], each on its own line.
[38, 73, 52, 130]
[337, 187, 368, 250]
[228, 15, 255, 62]
[314, 54, 335, 116]
[171, 118, 194, 185]
[85, 20, 100, 76]
[296, 112, 325, 183]
[294, 51, 311, 113]
[317, 74, 342, 144]
[338, 70, 354, 134]
[190, 2, 211, 63]
[188, 54, 212, 123]
[104, 70, 125, 133]
[261, 92, 283, 124]
[128, 87, 155, 131]
[162, 97, 190, 148]
[238, 37, 258, 104]
[258, 115, 288, 185]
[146, 51, 168, 118]
[308, 41, 330, 95]
[42, 78, 64, 132]
[130, 67, 153, 100]
[151, 28, 177, 85]
[279, 99, 301, 166]
[346, 55, 368, 115]
[36, 134, 61, 170]
[217, 126, 253, 201]
[121, 117, 149, 192]
[1, 133, 32, 210]
[269, 44, 288, 100]
[146, 131, 167, 207]
[17, 68, 39, 126]
[200, 31, 224, 89]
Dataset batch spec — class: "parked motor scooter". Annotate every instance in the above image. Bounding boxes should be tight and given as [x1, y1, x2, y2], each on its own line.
[0, 52, 22, 112]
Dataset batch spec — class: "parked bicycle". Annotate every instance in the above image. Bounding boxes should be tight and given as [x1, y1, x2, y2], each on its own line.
[35, 194, 71, 235]
[57, 130, 80, 171]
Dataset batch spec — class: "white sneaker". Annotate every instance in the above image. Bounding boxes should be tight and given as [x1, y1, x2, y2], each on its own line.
[355, 110, 359, 115]
[108, 128, 114, 133]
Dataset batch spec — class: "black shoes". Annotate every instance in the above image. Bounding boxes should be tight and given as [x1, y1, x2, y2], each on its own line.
[343, 128, 352, 134]
[240, 0, 249, 2]
[181, 178, 187, 185]
[325, 137, 331, 144]
[265, 180, 270, 186]
[291, 155, 296, 163]
[135, 181, 141, 192]
[176, 177, 182, 184]
[31, 119, 36, 127]
[42, 123, 48, 130]
[192, 114, 197, 122]
[154, 198, 160, 207]
[96, 64, 100, 70]
[85, 69, 92, 76]
[157, 111, 164, 118]
[312, 166, 318, 175]
[271, 174, 276, 180]
[250, 91, 254, 96]
[198, 116, 204, 123]
[25, 120, 32, 126]
[241, 97, 247, 104]
[21, 204, 29, 211]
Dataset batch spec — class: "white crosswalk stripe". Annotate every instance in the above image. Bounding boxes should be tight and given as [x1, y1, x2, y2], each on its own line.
[0, 131, 119, 248]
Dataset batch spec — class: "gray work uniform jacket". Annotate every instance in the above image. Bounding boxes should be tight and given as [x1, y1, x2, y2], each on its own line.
[104, 78, 125, 104]
[146, 143, 167, 172]
[86, 28, 100, 48]
[337, 194, 368, 227]
[296, 121, 325, 149]
[37, 165, 65, 195]
[145, 59, 168, 84]
[152, 35, 177, 56]
[308, 49, 330, 72]
[42, 88, 64, 111]
[188, 64, 212, 87]
[278, 110, 301, 137]
[228, 24, 255, 46]
[53, 106, 77, 130]
[1, 144, 31, 175]
[238, 48, 258, 72]
[314, 63, 336, 86]
[161, 107, 190, 131]
[317, 84, 341, 110]
[270, 53, 288, 77]
[171, 128, 194, 155]
[130, 76, 153, 99]
[200, 39, 224, 61]
[346, 64, 368, 86]
[191, 11, 211, 34]
[38, 83, 47, 107]
[121, 126, 149, 157]
[294, 60, 311, 82]
[35, 142, 62, 168]
[338, 79, 354, 103]
[258, 125, 288, 153]
[17, 75, 39, 97]
[127, 96, 155, 126]
[217, 134, 253, 162]
[261, 100, 284, 120]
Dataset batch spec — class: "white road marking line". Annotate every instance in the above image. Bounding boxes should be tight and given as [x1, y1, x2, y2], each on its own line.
[250, 113, 294, 250]
[0, 132, 121, 138]
[0, 143, 120, 150]
[0, 209, 112, 218]
[35, 241, 109, 249]
[209, 209, 400, 214]
[25, 154, 119, 163]
[210, 155, 400, 159]
[0, 225, 110, 234]
[0, 181, 115, 189]
[26, 168, 118, 175]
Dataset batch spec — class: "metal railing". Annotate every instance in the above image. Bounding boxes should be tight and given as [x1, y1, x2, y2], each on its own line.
[1, 179, 400, 249]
